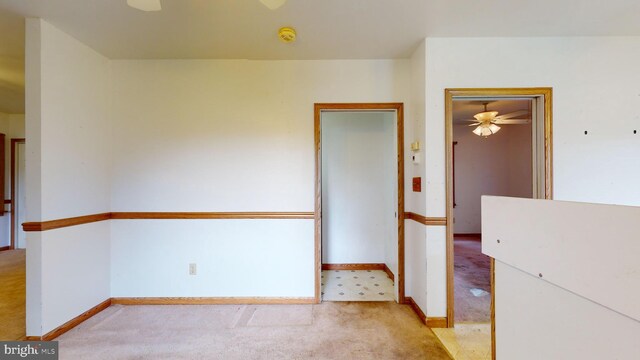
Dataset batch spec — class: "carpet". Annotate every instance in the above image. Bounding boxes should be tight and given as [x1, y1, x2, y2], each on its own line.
[58, 302, 451, 359]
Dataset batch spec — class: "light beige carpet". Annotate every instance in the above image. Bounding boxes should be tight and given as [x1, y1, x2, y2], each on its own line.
[58, 302, 451, 359]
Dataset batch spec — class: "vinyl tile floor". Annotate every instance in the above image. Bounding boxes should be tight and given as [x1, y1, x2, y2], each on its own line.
[321, 270, 395, 301]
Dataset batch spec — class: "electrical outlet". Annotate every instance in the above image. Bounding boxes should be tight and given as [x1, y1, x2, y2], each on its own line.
[189, 263, 197, 275]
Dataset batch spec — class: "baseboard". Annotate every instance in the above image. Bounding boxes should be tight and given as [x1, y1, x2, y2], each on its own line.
[382, 264, 395, 282]
[404, 297, 448, 328]
[322, 263, 385, 271]
[111, 297, 316, 305]
[404, 296, 426, 324]
[321, 263, 395, 281]
[426, 317, 448, 328]
[0, 246, 10, 251]
[27, 298, 112, 341]
[454, 233, 482, 240]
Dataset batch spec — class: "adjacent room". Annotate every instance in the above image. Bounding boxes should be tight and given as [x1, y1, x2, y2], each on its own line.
[452, 99, 533, 322]
[320, 110, 398, 302]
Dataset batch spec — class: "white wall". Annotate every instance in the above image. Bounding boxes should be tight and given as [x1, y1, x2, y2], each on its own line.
[321, 112, 396, 267]
[423, 36, 640, 317]
[110, 59, 410, 298]
[405, 40, 430, 314]
[25, 19, 112, 335]
[0, 113, 25, 247]
[483, 197, 640, 359]
[453, 123, 532, 233]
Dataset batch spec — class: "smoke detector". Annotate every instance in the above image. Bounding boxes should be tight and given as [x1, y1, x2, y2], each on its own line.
[278, 27, 296, 43]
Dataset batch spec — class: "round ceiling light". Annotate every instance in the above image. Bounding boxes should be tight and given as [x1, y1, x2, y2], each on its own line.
[278, 27, 296, 43]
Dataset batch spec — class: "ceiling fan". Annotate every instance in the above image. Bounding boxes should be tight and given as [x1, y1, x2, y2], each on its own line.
[127, 0, 288, 11]
[465, 103, 530, 137]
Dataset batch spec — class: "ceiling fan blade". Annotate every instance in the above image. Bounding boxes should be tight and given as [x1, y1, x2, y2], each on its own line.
[259, 0, 287, 10]
[493, 119, 530, 125]
[468, 122, 481, 126]
[494, 110, 529, 120]
[127, 0, 161, 11]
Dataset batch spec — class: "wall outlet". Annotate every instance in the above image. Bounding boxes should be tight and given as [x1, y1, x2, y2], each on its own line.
[189, 263, 197, 275]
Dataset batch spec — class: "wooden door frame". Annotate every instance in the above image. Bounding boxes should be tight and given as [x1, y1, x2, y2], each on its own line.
[11, 138, 26, 250]
[314, 103, 405, 304]
[445, 88, 553, 358]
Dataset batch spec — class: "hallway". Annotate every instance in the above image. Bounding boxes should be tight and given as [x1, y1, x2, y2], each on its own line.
[0, 249, 25, 340]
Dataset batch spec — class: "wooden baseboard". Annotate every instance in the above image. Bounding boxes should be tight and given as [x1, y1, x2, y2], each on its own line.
[426, 317, 448, 328]
[382, 264, 395, 282]
[322, 263, 395, 281]
[111, 297, 316, 305]
[404, 296, 427, 324]
[0, 245, 10, 251]
[404, 297, 448, 328]
[322, 263, 385, 271]
[27, 298, 112, 341]
[454, 233, 482, 240]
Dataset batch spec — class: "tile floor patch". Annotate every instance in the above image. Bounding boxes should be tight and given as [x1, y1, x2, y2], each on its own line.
[321, 270, 394, 301]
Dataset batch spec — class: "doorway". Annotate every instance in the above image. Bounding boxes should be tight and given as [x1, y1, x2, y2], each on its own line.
[314, 103, 404, 304]
[442, 88, 552, 359]
[12, 138, 26, 249]
[452, 98, 534, 323]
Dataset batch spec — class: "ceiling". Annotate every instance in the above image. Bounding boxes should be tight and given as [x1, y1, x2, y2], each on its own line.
[453, 99, 532, 125]
[1, 0, 640, 113]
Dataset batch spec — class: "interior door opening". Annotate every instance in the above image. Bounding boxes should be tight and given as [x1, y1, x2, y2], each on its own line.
[443, 88, 552, 360]
[314, 103, 405, 304]
[452, 98, 534, 323]
[13, 139, 26, 249]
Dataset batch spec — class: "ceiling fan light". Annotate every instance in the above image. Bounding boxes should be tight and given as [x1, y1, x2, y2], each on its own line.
[472, 126, 483, 136]
[127, 0, 161, 11]
[481, 127, 493, 137]
[489, 124, 501, 134]
[260, 0, 287, 10]
[473, 111, 499, 123]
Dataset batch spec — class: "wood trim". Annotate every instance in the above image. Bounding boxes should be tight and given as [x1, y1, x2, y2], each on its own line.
[27, 298, 112, 341]
[314, 104, 322, 303]
[0, 246, 10, 251]
[405, 212, 447, 226]
[314, 103, 405, 304]
[491, 257, 496, 360]
[10, 139, 24, 249]
[426, 317, 448, 328]
[383, 263, 395, 282]
[320, 263, 395, 282]
[454, 233, 482, 239]
[22, 212, 315, 232]
[0, 134, 4, 219]
[404, 296, 426, 324]
[444, 88, 553, 329]
[397, 103, 405, 304]
[321, 263, 385, 271]
[405, 297, 447, 328]
[111, 212, 314, 220]
[22, 213, 111, 232]
[111, 297, 316, 305]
